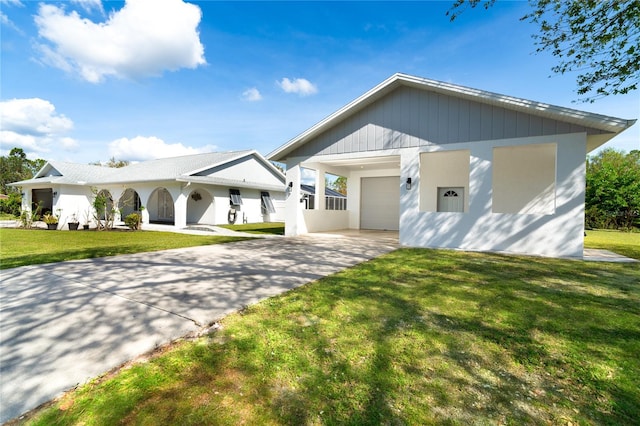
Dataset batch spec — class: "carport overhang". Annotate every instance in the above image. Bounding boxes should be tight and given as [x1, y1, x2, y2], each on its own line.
[284, 153, 402, 236]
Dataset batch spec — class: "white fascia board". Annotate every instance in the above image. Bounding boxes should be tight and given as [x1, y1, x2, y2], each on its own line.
[267, 75, 400, 161]
[185, 150, 255, 176]
[397, 73, 635, 133]
[177, 176, 285, 192]
[186, 150, 286, 182]
[267, 72, 635, 161]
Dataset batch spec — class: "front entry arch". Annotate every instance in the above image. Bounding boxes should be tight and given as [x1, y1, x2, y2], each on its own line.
[148, 187, 175, 224]
[118, 188, 142, 219]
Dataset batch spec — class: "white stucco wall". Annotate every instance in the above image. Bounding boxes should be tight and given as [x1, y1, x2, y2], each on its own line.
[492, 143, 556, 214]
[419, 150, 470, 213]
[400, 133, 587, 258]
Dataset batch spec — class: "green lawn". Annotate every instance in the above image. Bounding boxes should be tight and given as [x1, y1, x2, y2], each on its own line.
[219, 222, 284, 235]
[585, 229, 640, 260]
[21, 244, 639, 424]
[0, 228, 251, 270]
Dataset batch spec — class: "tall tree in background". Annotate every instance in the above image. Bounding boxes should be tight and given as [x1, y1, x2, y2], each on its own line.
[0, 148, 45, 194]
[585, 149, 640, 229]
[448, 0, 640, 102]
[89, 157, 130, 168]
[0, 148, 46, 216]
[332, 176, 347, 195]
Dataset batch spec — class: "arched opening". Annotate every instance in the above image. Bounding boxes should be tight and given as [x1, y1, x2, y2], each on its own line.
[148, 187, 175, 224]
[187, 188, 215, 224]
[118, 188, 142, 219]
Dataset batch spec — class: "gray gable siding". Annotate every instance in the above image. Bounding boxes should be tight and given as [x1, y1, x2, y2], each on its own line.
[288, 86, 606, 158]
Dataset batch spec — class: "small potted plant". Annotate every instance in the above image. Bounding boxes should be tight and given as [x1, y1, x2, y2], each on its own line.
[68, 213, 80, 230]
[43, 213, 59, 230]
[82, 208, 91, 230]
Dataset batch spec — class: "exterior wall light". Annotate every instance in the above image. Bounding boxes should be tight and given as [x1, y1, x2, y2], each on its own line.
[53, 191, 58, 197]
[406, 177, 412, 190]
[288, 182, 293, 188]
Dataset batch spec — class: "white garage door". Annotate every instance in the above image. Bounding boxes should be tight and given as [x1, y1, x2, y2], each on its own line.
[360, 176, 400, 230]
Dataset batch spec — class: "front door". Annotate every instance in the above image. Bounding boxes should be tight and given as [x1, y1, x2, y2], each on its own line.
[157, 188, 174, 221]
[437, 187, 464, 212]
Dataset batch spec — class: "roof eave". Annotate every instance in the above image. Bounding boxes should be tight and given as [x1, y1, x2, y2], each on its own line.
[267, 72, 636, 161]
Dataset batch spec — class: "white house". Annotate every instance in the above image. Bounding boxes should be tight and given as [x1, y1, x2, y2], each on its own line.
[12, 150, 286, 229]
[268, 73, 636, 258]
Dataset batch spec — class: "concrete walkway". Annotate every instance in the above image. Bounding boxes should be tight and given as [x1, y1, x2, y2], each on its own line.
[0, 234, 398, 423]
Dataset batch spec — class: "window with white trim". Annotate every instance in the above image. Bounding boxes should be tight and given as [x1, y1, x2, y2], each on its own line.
[229, 189, 243, 206]
[261, 191, 276, 214]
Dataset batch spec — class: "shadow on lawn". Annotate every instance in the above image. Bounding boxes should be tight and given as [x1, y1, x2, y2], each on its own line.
[229, 249, 640, 425]
[22, 248, 640, 425]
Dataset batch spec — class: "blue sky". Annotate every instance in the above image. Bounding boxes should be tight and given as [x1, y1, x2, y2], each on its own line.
[1, 0, 638, 164]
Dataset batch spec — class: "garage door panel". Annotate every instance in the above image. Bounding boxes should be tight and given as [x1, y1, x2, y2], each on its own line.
[360, 177, 400, 230]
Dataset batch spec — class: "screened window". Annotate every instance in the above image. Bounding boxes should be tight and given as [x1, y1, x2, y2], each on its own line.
[261, 191, 276, 214]
[229, 189, 243, 206]
[325, 196, 347, 210]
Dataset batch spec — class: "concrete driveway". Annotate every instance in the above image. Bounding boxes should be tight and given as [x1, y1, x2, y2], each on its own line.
[0, 234, 397, 423]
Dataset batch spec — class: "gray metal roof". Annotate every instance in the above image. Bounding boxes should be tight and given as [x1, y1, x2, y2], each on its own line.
[9, 162, 116, 186]
[300, 184, 347, 198]
[97, 150, 255, 184]
[10, 150, 285, 189]
[268, 73, 636, 161]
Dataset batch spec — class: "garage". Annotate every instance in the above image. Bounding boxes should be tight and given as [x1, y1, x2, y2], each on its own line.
[360, 176, 400, 230]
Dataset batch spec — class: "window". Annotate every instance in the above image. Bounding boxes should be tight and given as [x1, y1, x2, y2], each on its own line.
[325, 196, 347, 210]
[261, 191, 276, 214]
[302, 193, 315, 210]
[229, 189, 243, 206]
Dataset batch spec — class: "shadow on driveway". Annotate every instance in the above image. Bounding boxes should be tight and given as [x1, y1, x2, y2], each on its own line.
[0, 234, 397, 423]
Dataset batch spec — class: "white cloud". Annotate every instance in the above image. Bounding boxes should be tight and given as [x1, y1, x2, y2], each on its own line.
[277, 77, 318, 96]
[70, 0, 104, 14]
[34, 0, 206, 83]
[0, 98, 78, 155]
[1, 11, 20, 33]
[300, 167, 317, 185]
[242, 87, 262, 102]
[108, 136, 217, 161]
[0, 98, 73, 135]
[1, 0, 24, 34]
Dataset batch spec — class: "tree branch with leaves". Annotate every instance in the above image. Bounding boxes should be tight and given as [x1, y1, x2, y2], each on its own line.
[448, 0, 640, 102]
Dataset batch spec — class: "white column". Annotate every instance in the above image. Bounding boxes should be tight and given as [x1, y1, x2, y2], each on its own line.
[285, 164, 306, 236]
[399, 148, 420, 245]
[174, 186, 188, 229]
[315, 165, 326, 211]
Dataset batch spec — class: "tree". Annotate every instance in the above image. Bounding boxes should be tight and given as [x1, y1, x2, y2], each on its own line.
[448, 0, 640, 102]
[332, 176, 347, 195]
[89, 157, 130, 168]
[0, 148, 45, 194]
[324, 175, 348, 195]
[585, 149, 640, 229]
[0, 148, 46, 216]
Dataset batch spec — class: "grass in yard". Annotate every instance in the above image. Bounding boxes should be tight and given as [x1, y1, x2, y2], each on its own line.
[219, 222, 284, 235]
[585, 229, 640, 260]
[0, 228, 251, 269]
[22, 248, 639, 425]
